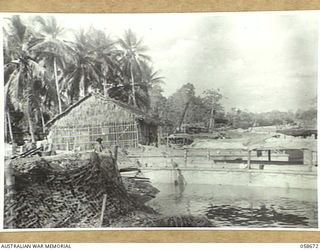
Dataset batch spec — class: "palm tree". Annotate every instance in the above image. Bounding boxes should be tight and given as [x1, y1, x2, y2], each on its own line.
[61, 29, 104, 103]
[4, 15, 46, 143]
[85, 27, 119, 96]
[107, 82, 149, 109]
[117, 29, 151, 107]
[32, 16, 70, 114]
[141, 64, 165, 87]
[140, 64, 165, 110]
[107, 62, 164, 112]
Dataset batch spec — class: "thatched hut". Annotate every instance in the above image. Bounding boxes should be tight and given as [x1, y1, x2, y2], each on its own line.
[46, 93, 158, 151]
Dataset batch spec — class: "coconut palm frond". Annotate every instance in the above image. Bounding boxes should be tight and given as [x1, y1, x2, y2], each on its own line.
[34, 15, 65, 37]
[32, 37, 66, 54]
[137, 53, 152, 62]
[28, 59, 46, 78]
[33, 15, 46, 27]
[135, 89, 151, 111]
[118, 38, 131, 51]
[9, 15, 27, 44]
[25, 87, 41, 113]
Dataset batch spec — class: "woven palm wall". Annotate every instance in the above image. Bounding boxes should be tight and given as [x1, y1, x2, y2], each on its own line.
[50, 95, 141, 151]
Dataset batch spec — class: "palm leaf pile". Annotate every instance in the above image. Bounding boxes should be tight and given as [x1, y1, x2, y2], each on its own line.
[4, 152, 150, 228]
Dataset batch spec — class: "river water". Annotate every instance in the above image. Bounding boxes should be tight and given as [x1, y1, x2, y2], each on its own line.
[146, 183, 318, 228]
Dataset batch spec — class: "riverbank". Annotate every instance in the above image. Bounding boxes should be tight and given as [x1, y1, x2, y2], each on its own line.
[141, 167, 317, 189]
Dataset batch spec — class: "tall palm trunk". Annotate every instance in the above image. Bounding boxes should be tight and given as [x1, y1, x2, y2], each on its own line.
[4, 83, 13, 143]
[4, 112, 8, 143]
[6, 112, 14, 143]
[53, 57, 62, 114]
[103, 80, 108, 96]
[40, 108, 46, 134]
[79, 73, 85, 98]
[25, 90, 36, 143]
[27, 111, 36, 143]
[130, 63, 137, 107]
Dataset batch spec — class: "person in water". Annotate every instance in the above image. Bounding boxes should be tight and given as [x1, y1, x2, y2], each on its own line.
[174, 168, 187, 200]
[171, 159, 179, 169]
[175, 168, 186, 186]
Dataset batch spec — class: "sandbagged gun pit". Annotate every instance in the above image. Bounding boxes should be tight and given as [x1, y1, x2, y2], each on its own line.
[4, 152, 155, 229]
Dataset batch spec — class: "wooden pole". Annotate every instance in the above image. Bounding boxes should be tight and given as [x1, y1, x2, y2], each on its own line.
[135, 122, 139, 147]
[268, 150, 271, 162]
[113, 145, 122, 183]
[184, 149, 188, 167]
[157, 127, 161, 146]
[309, 150, 313, 172]
[99, 194, 107, 227]
[247, 150, 251, 169]
[114, 145, 118, 164]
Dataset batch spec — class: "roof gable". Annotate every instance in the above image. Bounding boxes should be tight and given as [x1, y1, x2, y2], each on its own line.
[45, 93, 155, 128]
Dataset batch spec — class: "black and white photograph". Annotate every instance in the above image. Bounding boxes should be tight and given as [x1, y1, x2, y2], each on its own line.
[2, 12, 318, 229]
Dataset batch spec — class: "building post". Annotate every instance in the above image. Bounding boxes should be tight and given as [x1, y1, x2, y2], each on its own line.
[135, 121, 139, 147]
[303, 149, 313, 172]
[184, 149, 188, 167]
[247, 150, 251, 169]
[268, 150, 271, 162]
[157, 127, 161, 146]
[312, 151, 316, 165]
[113, 145, 118, 164]
[309, 150, 313, 172]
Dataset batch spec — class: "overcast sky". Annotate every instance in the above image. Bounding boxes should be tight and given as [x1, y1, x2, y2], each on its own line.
[10, 12, 320, 112]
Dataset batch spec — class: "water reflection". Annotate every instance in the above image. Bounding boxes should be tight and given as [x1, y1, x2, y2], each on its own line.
[147, 183, 318, 228]
[206, 203, 309, 227]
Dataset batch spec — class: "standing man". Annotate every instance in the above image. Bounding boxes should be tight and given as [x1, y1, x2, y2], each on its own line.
[176, 168, 187, 187]
[174, 168, 187, 199]
[94, 138, 104, 152]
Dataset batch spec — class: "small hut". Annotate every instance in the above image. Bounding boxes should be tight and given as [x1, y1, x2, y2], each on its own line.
[46, 93, 158, 151]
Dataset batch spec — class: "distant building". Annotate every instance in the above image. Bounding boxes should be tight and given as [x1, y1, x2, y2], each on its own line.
[180, 122, 208, 133]
[276, 129, 317, 139]
[46, 93, 158, 151]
